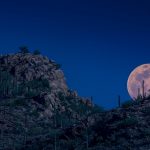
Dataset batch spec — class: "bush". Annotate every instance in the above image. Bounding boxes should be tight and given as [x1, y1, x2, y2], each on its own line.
[28, 126, 44, 135]
[41, 79, 50, 89]
[19, 46, 29, 54]
[11, 98, 28, 107]
[33, 50, 41, 55]
[118, 117, 138, 128]
[122, 100, 134, 108]
[133, 99, 142, 105]
[55, 63, 61, 70]
[26, 78, 50, 91]
[0, 71, 15, 97]
[91, 105, 104, 114]
[24, 78, 51, 98]
[142, 128, 150, 137]
[142, 107, 150, 115]
[25, 90, 38, 98]
[30, 109, 39, 117]
[121, 99, 143, 108]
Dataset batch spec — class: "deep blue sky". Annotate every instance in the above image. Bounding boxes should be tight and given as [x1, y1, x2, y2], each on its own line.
[0, 0, 150, 109]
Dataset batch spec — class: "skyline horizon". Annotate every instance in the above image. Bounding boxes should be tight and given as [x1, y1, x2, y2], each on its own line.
[1, 48, 133, 109]
[0, 0, 150, 109]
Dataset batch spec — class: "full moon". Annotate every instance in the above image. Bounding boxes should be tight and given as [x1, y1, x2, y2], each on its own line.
[127, 64, 150, 99]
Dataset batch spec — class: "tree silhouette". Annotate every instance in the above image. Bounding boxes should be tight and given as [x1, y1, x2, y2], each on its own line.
[118, 95, 121, 107]
[33, 50, 41, 55]
[19, 46, 29, 54]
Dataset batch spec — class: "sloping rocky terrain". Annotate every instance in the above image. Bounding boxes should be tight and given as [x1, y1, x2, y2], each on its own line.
[89, 99, 150, 150]
[0, 52, 68, 93]
[0, 51, 98, 150]
[0, 51, 150, 150]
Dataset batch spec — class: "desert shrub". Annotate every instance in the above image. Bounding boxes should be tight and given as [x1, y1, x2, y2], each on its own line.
[135, 95, 143, 101]
[25, 90, 38, 98]
[11, 98, 28, 107]
[19, 46, 29, 54]
[91, 105, 104, 114]
[30, 109, 39, 117]
[28, 126, 44, 135]
[142, 107, 150, 115]
[118, 117, 138, 128]
[55, 63, 61, 70]
[41, 79, 50, 89]
[77, 103, 90, 116]
[11, 87, 20, 97]
[92, 120, 112, 143]
[132, 99, 142, 105]
[22, 78, 51, 98]
[122, 100, 134, 108]
[0, 71, 50, 98]
[33, 50, 41, 55]
[122, 99, 142, 108]
[59, 139, 76, 150]
[0, 71, 14, 97]
[58, 92, 66, 101]
[142, 128, 150, 137]
[26, 78, 50, 91]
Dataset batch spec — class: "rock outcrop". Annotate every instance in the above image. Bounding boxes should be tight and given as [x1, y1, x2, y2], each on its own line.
[0, 52, 99, 150]
[0, 53, 68, 93]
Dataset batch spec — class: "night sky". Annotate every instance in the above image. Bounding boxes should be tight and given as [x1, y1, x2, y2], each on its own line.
[0, 0, 150, 109]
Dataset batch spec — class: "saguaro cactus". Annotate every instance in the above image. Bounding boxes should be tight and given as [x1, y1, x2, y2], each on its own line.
[24, 113, 28, 147]
[91, 96, 93, 102]
[118, 95, 121, 107]
[142, 80, 145, 99]
[53, 103, 57, 150]
[138, 88, 140, 98]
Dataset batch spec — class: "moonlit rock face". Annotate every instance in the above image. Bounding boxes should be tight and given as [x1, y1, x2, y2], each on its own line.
[127, 64, 150, 99]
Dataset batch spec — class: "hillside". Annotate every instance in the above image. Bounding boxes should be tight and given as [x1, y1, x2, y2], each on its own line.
[88, 99, 150, 150]
[0, 51, 100, 150]
[0, 51, 150, 150]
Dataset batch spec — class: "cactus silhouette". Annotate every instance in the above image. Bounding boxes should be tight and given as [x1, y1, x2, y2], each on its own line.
[118, 95, 121, 107]
[142, 80, 145, 99]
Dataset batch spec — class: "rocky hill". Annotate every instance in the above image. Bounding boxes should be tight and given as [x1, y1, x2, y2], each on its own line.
[88, 99, 150, 150]
[1, 51, 150, 150]
[0, 52, 68, 92]
[0, 51, 98, 150]
[0, 52, 94, 116]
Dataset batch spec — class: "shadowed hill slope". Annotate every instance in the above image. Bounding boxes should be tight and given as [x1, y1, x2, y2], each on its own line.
[1, 52, 149, 150]
[0, 52, 99, 150]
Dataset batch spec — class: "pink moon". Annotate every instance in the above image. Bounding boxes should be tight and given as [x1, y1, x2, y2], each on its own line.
[127, 64, 150, 99]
